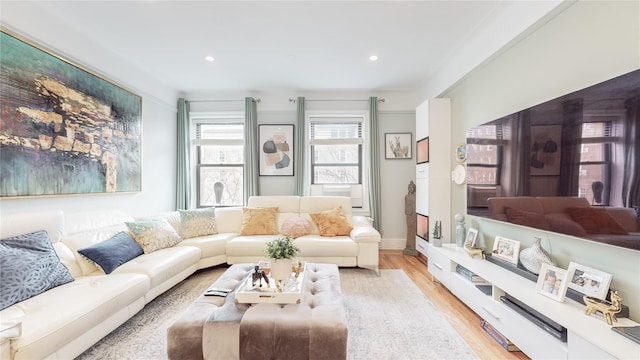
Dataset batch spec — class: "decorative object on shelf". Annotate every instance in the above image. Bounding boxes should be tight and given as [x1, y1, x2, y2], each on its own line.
[519, 236, 555, 275]
[385, 132, 412, 159]
[491, 236, 521, 265]
[463, 228, 483, 259]
[567, 262, 613, 300]
[452, 164, 466, 185]
[264, 236, 299, 281]
[432, 220, 442, 247]
[535, 263, 569, 302]
[584, 290, 622, 325]
[455, 143, 467, 163]
[454, 213, 466, 247]
[404, 181, 419, 256]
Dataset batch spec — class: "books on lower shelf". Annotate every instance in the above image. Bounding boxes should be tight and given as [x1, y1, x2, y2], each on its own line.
[455, 264, 487, 283]
[481, 319, 520, 352]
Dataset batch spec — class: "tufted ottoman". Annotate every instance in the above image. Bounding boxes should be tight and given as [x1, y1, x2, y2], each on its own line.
[167, 263, 347, 360]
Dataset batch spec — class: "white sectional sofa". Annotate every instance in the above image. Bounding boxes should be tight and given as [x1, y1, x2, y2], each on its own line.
[0, 196, 380, 360]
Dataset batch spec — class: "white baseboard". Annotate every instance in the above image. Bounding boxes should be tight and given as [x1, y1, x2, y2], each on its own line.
[380, 238, 406, 250]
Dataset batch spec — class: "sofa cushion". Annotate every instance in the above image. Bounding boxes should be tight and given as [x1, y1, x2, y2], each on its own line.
[281, 216, 313, 238]
[239, 207, 279, 235]
[504, 207, 550, 230]
[77, 232, 144, 274]
[309, 206, 353, 237]
[126, 220, 182, 253]
[0, 230, 74, 310]
[179, 208, 217, 239]
[546, 217, 588, 237]
[567, 207, 628, 235]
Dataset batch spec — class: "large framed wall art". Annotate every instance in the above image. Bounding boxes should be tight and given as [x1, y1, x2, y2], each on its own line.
[0, 30, 142, 197]
[259, 124, 294, 176]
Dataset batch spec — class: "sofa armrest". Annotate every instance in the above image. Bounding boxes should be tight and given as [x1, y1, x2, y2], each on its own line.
[350, 226, 381, 243]
[0, 320, 21, 342]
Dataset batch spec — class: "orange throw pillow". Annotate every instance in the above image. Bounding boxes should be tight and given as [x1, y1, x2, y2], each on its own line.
[239, 207, 279, 235]
[567, 207, 628, 235]
[310, 206, 353, 237]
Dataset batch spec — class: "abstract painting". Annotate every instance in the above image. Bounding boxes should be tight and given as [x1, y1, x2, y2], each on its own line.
[0, 30, 142, 197]
[259, 124, 293, 176]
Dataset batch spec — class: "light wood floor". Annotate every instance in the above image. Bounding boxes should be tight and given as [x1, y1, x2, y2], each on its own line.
[379, 249, 530, 360]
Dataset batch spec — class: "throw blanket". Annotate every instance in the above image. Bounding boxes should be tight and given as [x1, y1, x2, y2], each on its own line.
[202, 264, 347, 360]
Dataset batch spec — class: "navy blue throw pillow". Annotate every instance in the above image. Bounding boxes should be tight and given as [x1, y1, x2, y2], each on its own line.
[78, 231, 143, 274]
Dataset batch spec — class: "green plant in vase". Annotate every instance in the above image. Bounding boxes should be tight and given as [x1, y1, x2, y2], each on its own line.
[265, 236, 300, 281]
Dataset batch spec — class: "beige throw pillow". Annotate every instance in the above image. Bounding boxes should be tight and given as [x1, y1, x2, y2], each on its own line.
[310, 206, 353, 237]
[239, 207, 279, 235]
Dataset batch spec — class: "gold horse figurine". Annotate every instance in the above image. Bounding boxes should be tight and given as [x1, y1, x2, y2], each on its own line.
[584, 290, 622, 325]
[465, 241, 485, 259]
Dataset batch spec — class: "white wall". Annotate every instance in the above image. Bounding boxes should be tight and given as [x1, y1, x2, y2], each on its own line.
[186, 90, 418, 245]
[1, 2, 178, 217]
[443, 1, 640, 321]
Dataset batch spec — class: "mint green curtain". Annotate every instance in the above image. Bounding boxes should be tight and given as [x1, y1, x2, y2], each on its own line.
[244, 97, 259, 204]
[294, 97, 306, 196]
[176, 98, 191, 210]
[369, 97, 382, 231]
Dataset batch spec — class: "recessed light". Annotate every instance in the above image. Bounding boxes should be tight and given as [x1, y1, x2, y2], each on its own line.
[205, 56, 215, 62]
[369, 55, 378, 61]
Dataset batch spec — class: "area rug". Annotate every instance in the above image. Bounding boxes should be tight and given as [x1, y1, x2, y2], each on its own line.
[76, 267, 478, 360]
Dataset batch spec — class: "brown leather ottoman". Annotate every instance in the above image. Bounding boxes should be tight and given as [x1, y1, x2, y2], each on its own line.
[167, 263, 347, 360]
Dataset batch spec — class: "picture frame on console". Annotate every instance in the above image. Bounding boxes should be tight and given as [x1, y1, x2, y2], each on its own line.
[491, 236, 520, 265]
[567, 262, 612, 300]
[463, 228, 478, 251]
[536, 263, 569, 302]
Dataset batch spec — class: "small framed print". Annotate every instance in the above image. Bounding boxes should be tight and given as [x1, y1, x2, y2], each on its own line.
[536, 263, 569, 302]
[567, 262, 612, 300]
[464, 228, 478, 250]
[385, 133, 412, 159]
[491, 236, 520, 265]
[455, 143, 467, 163]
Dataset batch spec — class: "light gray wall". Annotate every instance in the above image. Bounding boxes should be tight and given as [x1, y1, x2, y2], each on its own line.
[442, 1, 640, 321]
[1, 2, 178, 217]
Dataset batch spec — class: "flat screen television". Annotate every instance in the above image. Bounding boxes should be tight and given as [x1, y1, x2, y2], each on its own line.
[417, 213, 429, 240]
[416, 137, 429, 164]
[466, 69, 640, 251]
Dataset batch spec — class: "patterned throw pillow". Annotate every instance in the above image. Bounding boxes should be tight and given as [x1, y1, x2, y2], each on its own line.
[125, 220, 181, 253]
[309, 206, 353, 237]
[239, 207, 279, 235]
[179, 208, 217, 239]
[77, 232, 144, 274]
[0, 230, 74, 310]
[281, 216, 313, 238]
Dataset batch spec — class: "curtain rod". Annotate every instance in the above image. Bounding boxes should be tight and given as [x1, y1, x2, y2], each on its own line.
[189, 98, 261, 103]
[288, 98, 385, 103]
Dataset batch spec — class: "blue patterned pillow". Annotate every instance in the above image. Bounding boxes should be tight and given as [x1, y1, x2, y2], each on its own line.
[0, 230, 74, 310]
[179, 208, 217, 239]
[125, 220, 181, 253]
[77, 232, 144, 274]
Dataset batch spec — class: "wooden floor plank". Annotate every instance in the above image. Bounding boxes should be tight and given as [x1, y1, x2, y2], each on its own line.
[379, 249, 530, 360]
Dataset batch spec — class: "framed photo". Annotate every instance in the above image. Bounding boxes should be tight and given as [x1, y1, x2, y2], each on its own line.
[416, 137, 429, 164]
[464, 228, 478, 250]
[385, 133, 412, 159]
[567, 262, 612, 300]
[0, 30, 142, 197]
[259, 124, 294, 176]
[530, 125, 562, 176]
[416, 213, 429, 240]
[491, 236, 520, 265]
[455, 143, 467, 163]
[536, 263, 569, 302]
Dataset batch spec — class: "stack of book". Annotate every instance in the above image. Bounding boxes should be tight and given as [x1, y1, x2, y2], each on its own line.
[481, 319, 520, 352]
[455, 264, 487, 283]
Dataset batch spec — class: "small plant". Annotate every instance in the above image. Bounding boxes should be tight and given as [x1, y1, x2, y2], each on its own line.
[265, 236, 299, 260]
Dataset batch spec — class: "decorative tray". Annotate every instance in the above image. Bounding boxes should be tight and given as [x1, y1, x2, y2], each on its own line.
[234, 263, 306, 304]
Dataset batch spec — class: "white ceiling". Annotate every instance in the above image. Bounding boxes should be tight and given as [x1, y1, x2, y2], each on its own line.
[14, 1, 557, 95]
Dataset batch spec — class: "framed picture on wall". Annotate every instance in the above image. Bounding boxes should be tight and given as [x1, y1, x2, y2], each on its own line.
[385, 132, 412, 159]
[416, 137, 429, 164]
[259, 124, 294, 176]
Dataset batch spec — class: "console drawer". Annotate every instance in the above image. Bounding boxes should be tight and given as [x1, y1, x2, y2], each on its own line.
[427, 244, 450, 287]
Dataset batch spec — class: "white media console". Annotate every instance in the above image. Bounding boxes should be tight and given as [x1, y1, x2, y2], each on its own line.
[427, 243, 640, 359]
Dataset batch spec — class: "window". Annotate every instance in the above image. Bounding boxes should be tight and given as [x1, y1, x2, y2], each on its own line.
[193, 115, 244, 207]
[306, 114, 367, 209]
[466, 124, 505, 186]
[578, 121, 612, 205]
